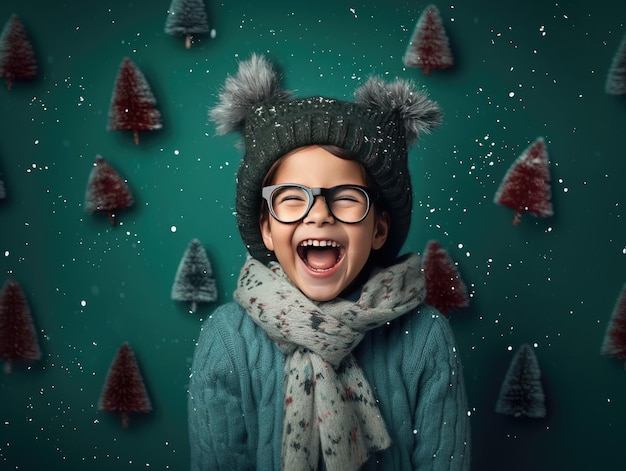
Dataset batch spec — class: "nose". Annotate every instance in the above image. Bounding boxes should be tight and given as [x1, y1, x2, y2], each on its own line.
[303, 195, 334, 225]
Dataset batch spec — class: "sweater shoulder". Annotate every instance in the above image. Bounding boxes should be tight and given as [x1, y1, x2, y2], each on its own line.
[361, 304, 455, 355]
[191, 301, 280, 379]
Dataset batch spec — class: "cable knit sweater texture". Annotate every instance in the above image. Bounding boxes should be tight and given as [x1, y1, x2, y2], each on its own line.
[188, 301, 470, 470]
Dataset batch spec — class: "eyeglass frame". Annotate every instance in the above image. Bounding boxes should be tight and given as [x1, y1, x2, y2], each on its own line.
[261, 183, 377, 224]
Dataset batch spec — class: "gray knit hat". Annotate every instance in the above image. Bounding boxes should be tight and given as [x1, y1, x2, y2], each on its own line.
[210, 54, 441, 265]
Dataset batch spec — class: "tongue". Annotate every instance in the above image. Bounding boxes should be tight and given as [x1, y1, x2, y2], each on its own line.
[306, 248, 338, 270]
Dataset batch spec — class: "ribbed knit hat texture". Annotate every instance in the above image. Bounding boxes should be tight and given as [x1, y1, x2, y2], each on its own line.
[210, 54, 442, 264]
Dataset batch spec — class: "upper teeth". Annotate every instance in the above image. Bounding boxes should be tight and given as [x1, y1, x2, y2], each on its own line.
[300, 240, 339, 248]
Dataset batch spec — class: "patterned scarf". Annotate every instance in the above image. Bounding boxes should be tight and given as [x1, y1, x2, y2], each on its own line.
[234, 253, 425, 470]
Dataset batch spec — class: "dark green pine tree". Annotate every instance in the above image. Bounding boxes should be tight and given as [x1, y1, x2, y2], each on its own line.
[495, 344, 547, 419]
[0, 279, 41, 374]
[606, 34, 626, 96]
[164, 0, 210, 49]
[99, 342, 152, 429]
[171, 239, 218, 313]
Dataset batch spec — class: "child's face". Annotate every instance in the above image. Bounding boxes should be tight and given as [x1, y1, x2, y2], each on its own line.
[260, 146, 389, 301]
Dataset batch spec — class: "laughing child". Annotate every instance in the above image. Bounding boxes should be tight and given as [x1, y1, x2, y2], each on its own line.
[188, 54, 470, 470]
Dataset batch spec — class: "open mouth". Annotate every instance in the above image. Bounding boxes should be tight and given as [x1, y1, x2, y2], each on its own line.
[297, 239, 344, 272]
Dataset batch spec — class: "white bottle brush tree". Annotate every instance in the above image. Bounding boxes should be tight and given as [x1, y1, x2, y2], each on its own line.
[606, 34, 626, 97]
[164, 0, 211, 49]
[171, 239, 218, 313]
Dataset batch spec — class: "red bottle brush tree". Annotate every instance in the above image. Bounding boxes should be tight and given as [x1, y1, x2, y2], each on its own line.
[108, 57, 162, 145]
[0, 14, 38, 90]
[84, 155, 134, 226]
[494, 137, 553, 226]
[171, 238, 218, 313]
[601, 284, 626, 368]
[99, 342, 152, 429]
[0, 279, 41, 374]
[403, 4, 453, 75]
[421, 240, 469, 316]
[165, 0, 211, 49]
[606, 34, 626, 96]
[496, 344, 547, 419]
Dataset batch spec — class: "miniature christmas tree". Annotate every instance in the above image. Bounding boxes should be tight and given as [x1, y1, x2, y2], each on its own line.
[172, 238, 218, 312]
[108, 57, 162, 145]
[601, 284, 626, 368]
[494, 137, 553, 225]
[403, 4, 453, 75]
[84, 155, 134, 226]
[0, 279, 41, 374]
[495, 344, 546, 419]
[421, 240, 469, 316]
[99, 342, 152, 429]
[606, 34, 626, 96]
[0, 14, 38, 90]
[165, 0, 210, 49]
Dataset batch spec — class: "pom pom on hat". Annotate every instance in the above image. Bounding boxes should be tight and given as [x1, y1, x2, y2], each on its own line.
[210, 54, 441, 265]
[354, 77, 442, 145]
[210, 54, 291, 135]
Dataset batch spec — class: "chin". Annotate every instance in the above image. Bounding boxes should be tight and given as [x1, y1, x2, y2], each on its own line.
[301, 287, 341, 303]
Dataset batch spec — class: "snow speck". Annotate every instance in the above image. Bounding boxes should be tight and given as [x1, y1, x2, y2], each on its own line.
[508, 91, 515, 98]
[170, 226, 177, 233]
[3, 251, 8, 257]
[80, 300, 87, 307]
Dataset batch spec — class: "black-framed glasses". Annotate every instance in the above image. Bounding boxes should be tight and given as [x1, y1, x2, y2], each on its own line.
[262, 184, 375, 224]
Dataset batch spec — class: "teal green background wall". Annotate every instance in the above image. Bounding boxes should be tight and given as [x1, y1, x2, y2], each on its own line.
[1, 1, 625, 469]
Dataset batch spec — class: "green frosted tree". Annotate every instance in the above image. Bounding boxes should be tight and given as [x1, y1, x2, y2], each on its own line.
[171, 239, 218, 313]
[165, 0, 210, 49]
[606, 34, 626, 96]
[496, 344, 546, 419]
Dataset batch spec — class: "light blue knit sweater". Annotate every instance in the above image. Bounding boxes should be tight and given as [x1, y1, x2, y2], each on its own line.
[188, 301, 470, 470]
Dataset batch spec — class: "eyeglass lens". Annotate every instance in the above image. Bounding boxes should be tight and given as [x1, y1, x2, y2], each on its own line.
[268, 185, 370, 223]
